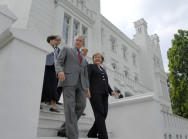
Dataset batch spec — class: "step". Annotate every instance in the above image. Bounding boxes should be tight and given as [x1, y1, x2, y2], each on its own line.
[39, 110, 92, 124]
[38, 116, 93, 129]
[37, 125, 113, 138]
[37, 137, 122, 139]
[40, 103, 64, 112]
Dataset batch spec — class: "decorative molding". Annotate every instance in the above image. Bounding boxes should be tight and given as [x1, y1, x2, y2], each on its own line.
[55, 0, 96, 26]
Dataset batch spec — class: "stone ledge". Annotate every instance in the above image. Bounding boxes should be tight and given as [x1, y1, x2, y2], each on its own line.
[109, 93, 160, 107]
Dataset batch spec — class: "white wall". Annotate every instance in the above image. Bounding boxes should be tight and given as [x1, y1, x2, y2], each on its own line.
[0, 7, 53, 138]
[106, 93, 164, 139]
[28, 0, 55, 35]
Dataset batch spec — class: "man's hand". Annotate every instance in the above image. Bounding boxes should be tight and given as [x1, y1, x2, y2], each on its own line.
[58, 72, 65, 81]
[86, 88, 91, 99]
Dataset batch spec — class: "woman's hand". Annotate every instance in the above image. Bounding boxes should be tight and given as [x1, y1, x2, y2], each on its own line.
[58, 72, 65, 81]
[111, 92, 116, 97]
[87, 88, 91, 99]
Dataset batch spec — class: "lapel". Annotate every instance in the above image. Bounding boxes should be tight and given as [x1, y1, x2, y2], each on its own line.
[94, 64, 104, 74]
[71, 48, 80, 64]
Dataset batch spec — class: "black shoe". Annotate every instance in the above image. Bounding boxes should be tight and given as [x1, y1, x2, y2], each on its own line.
[56, 101, 62, 105]
[57, 131, 67, 137]
[88, 135, 98, 138]
[49, 107, 60, 113]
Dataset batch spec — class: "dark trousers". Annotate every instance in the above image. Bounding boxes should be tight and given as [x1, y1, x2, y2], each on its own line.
[59, 78, 87, 139]
[57, 87, 62, 101]
[88, 94, 109, 139]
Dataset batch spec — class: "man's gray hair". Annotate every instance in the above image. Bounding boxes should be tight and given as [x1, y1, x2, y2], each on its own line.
[74, 34, 85, 46]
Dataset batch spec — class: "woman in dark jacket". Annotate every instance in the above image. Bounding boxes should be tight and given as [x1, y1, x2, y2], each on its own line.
[87, 52, 115, 139]
[41, 35, 60, 113]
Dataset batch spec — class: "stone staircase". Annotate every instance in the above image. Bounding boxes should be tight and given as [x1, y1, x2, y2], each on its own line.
[37, 103, 118, 139]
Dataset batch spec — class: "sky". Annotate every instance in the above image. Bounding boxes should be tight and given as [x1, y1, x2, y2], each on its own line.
[100, 0, 188, 72]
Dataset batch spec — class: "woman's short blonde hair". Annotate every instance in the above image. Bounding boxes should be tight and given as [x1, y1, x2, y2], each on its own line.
[92, 52, 104, 63]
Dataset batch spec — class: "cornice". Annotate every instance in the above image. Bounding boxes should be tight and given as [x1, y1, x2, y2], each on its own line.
[55, 0, 96, 26]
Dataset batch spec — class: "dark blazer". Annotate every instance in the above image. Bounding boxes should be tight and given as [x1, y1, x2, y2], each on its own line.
[88, 64, 113, 96]
[119, 94, 124, 99]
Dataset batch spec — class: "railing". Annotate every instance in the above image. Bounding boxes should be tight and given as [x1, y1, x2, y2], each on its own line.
[114, 72, 152, 93]
[161, 111, 188, 131]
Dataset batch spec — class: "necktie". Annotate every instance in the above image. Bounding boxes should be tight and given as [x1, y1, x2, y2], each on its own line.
[77, 49, 82, 64]
[54, 46, 58, 62]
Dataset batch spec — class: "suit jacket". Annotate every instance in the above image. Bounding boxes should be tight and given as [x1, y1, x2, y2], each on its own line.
[119, 94, 124, 99]
[46, 46, 60, 66]
[88, 64, 113, 96]
[55, 47, 89, 90]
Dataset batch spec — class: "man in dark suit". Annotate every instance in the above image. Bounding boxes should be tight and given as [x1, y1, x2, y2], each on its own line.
[55, 35, 90, 139]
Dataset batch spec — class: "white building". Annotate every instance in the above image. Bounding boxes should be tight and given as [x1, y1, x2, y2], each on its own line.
[0, 0, 188, 139]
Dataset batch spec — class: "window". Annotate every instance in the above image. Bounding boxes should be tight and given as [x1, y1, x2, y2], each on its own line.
[112, 40, 115, 51]
[153, 56, 160, 67]
[138, 27, 142, 34]
[169, 135, 172, 139]
[63, 15, 70, 44]
[160, 80, 168, 98]
[82, 26, 87, 35]
[135, 76, 138, 82]
[124, 70, 128, 77]
[101, 28, 104, 45]
[77, 0, 85, 5]
[82, 25, 88, 47]
[112, 63, 117, 70]
[176, 135, 179, 139]
[123, 49, 127, 59]
[132, 53, 136, 66]
[72, 21, 80, 47]
[122, 46, 128, 60]
[110, 37, 117, 52]
[164, 134, 167, 139]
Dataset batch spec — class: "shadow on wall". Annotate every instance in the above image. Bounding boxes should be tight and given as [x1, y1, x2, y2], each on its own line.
[124, 92, 133, 97]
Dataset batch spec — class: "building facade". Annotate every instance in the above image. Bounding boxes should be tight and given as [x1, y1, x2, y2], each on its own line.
[1, 0, 188, 139]
[0, 0, 171, 112]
